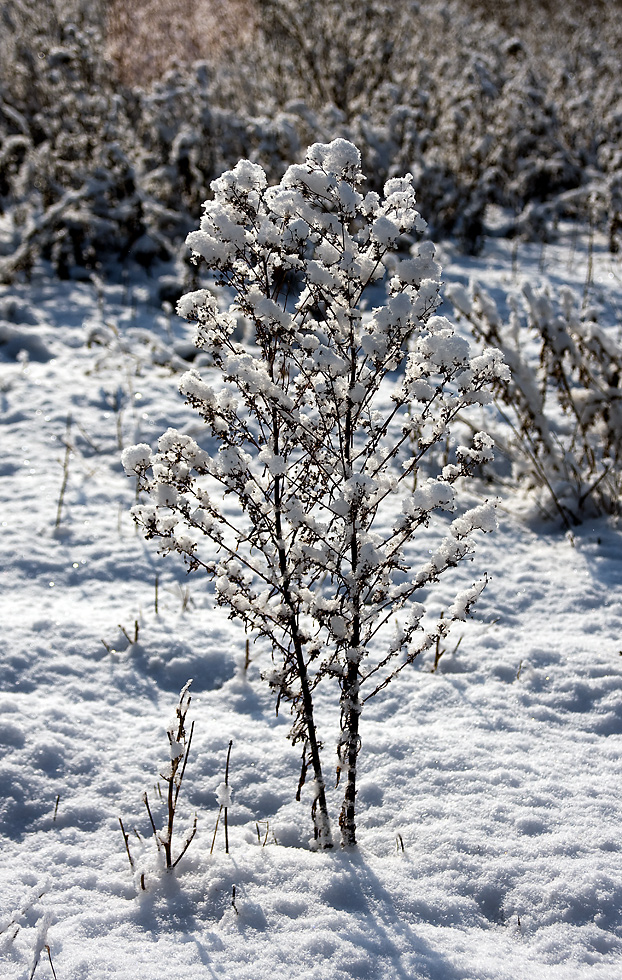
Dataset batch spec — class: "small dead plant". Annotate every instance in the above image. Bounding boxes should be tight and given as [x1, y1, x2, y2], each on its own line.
[156, 679, 197, 869]
[120, 681, 197, 885]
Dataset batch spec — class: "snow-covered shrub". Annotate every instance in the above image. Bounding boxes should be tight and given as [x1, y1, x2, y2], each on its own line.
[250, 0, 416, 117]
[0, 7, 155, 281]
[124, 139, 506, 847]
[447, 279, 622, 526]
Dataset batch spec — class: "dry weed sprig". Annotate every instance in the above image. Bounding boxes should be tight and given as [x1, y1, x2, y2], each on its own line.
[159, 680, 197, 869]
[55, 415, 72, 529]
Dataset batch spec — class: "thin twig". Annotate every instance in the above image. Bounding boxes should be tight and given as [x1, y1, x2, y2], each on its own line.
[172, 813, 198, 869]
[142, 792, 160, 849]
[45, 945, 59, 980]
[174, 720, 195, 811]
[224, 739, 232, 855]
[118, 624, 133, 644]
[118, 817, 135, 872]
[578, 464, 611, 508]
[210, 805, 223, 856]
[55, 414, 72, 528]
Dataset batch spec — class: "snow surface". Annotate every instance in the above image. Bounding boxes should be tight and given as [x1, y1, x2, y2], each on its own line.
[1, 229, 622, 979]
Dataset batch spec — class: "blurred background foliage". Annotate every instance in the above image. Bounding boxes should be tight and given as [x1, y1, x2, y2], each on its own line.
[1, 0, 621, 280]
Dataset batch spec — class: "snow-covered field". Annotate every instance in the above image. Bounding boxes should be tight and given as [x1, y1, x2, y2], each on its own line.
[1, 230, 622, 979]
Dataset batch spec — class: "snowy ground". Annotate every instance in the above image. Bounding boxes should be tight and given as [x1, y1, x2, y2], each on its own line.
[1, 228, 622, 979]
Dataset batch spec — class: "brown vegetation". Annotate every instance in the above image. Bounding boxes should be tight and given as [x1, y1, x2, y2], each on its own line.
[105, 0, 256, 86]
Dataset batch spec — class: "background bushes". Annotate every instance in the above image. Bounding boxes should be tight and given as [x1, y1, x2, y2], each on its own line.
[1, 0, 621, 280]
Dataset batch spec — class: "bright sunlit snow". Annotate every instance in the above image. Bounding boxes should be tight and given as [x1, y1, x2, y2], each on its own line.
[1, 226, 621, 980]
